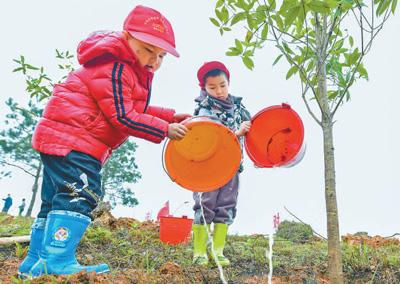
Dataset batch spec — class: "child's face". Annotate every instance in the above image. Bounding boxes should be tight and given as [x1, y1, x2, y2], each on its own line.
[205, 74, 229, 100]
[126, 35, 167, 73]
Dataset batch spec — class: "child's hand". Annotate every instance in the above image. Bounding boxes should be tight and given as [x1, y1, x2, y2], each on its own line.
[168, 123, 188, 140]
[235, 121, 252, 137]
[173, 113, 192, 123]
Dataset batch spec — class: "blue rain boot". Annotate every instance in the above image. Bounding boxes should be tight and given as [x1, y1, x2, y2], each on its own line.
[29, 210, 109, 277]
[18, 218, 46, 276]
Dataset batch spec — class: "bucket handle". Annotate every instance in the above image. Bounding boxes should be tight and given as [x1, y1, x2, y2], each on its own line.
[181, 115, 223, 126]
[161, 138, 175, 182]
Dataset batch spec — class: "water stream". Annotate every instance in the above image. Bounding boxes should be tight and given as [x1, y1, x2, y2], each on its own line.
[199, 193, 228, 284]
[266, 232, 274, 284]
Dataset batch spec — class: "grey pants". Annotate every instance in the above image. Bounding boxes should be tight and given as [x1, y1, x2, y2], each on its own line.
[193, 173, 239, 225]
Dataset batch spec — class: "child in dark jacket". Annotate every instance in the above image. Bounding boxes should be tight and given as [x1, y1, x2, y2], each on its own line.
[192, 61, 251, 266]
[19, 5, 190, 278]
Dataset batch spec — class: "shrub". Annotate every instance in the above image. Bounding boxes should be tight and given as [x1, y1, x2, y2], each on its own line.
[275, 220, 313, 243]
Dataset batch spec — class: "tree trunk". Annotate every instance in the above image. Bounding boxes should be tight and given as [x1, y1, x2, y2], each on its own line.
[25, 161, 42, 217]
[315, 14, 344, 284]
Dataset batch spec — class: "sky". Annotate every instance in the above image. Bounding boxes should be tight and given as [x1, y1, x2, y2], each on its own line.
[0, 1, 399, 237]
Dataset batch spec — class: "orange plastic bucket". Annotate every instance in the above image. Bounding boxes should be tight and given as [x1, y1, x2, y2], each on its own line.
[245, 103, 305, 168]
[163, 116, 241, 192]
[159, 216, 193, 245]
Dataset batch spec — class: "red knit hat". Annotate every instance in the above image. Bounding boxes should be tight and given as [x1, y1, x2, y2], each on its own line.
[197, 61, 230, 89]
[123, 5, 179, 57]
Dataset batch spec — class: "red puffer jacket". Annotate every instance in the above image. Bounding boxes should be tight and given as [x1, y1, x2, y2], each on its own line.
[32, 31, 175, 164]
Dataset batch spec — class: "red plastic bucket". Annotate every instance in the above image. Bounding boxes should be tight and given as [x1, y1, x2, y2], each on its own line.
[159, 216, 193, 245]
[245, 103, 305, 168]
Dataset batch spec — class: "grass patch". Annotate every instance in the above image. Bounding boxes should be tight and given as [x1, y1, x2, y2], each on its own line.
[1, 215, 399, 283]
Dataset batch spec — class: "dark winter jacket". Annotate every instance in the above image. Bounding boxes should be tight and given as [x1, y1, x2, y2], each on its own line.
[2, 197, 12, 209]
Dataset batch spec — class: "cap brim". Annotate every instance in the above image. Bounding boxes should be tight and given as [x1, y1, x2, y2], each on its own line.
[129, 31, 180, 57]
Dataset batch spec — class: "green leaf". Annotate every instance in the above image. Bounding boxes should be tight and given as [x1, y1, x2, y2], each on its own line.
[268, 0, 276, 10]
[333, 38, 344, 50]
[286, 65, 299, 79]
[279, 0, 298, 14]
[346, 90, 351, 102]
[245, 31, 253, 43]
[243, 50, 253, 57]
[348, 48, 360, 65]
[261, 23, 269, 40]
[376, 0, 391, 16]
[306, 60, 315, 72]
[235, 39, 244, 53]
[282, 42, 294, 54]
[392, 0, 398, 13]
[231, 12, 246, 26]
[275, 14, 284, 30]
[284, 6, 301, 27]
[247, 0, 256, 11]
[308, 0, 331, 14]
[237, 0, 245, 9]
[210, 17, 220, 27]
[256, 4, 269, 16]
[216, 0, 225, 8]
[242, 56, 254, 70]
[339, 0, 354, 10]
[255, 7, 267, 22]
[326, 0, 339, 8]
[296, 6, 306, 34]
[12, 67, 23, 73]
[25, 64, 39, 70]
[328, 90, 339, 99]
[221, 6, 229, 23]
[247, 14, 255, 30]
[272, 54, 283, 66]
[349, 36, 354, 47]
[216, 8, 223, 21]
[299, 70, 307, 83]
[331, 48, 348, 55]
[357, 63, 369, 80]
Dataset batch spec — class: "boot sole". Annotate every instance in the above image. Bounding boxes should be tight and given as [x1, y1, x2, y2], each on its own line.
[18, 268, 111, 279]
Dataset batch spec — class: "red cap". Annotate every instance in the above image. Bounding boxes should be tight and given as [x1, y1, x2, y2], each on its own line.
[197, 61, 230, 89]
[123, 5, 179, 57]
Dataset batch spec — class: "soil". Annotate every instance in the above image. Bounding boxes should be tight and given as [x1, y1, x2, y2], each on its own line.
[0, 211, 397, 283]
[342, 233, 400, 248]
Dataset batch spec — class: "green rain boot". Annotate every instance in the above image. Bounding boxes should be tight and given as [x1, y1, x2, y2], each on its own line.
[211, 223, 230, 267]
[192, 224, 209, 266]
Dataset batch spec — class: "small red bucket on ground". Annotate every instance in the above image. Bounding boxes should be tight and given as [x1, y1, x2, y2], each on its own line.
[159, 216, 193, 245]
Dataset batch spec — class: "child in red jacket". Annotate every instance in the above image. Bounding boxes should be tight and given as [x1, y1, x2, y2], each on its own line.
[19, 5, 189, 278]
